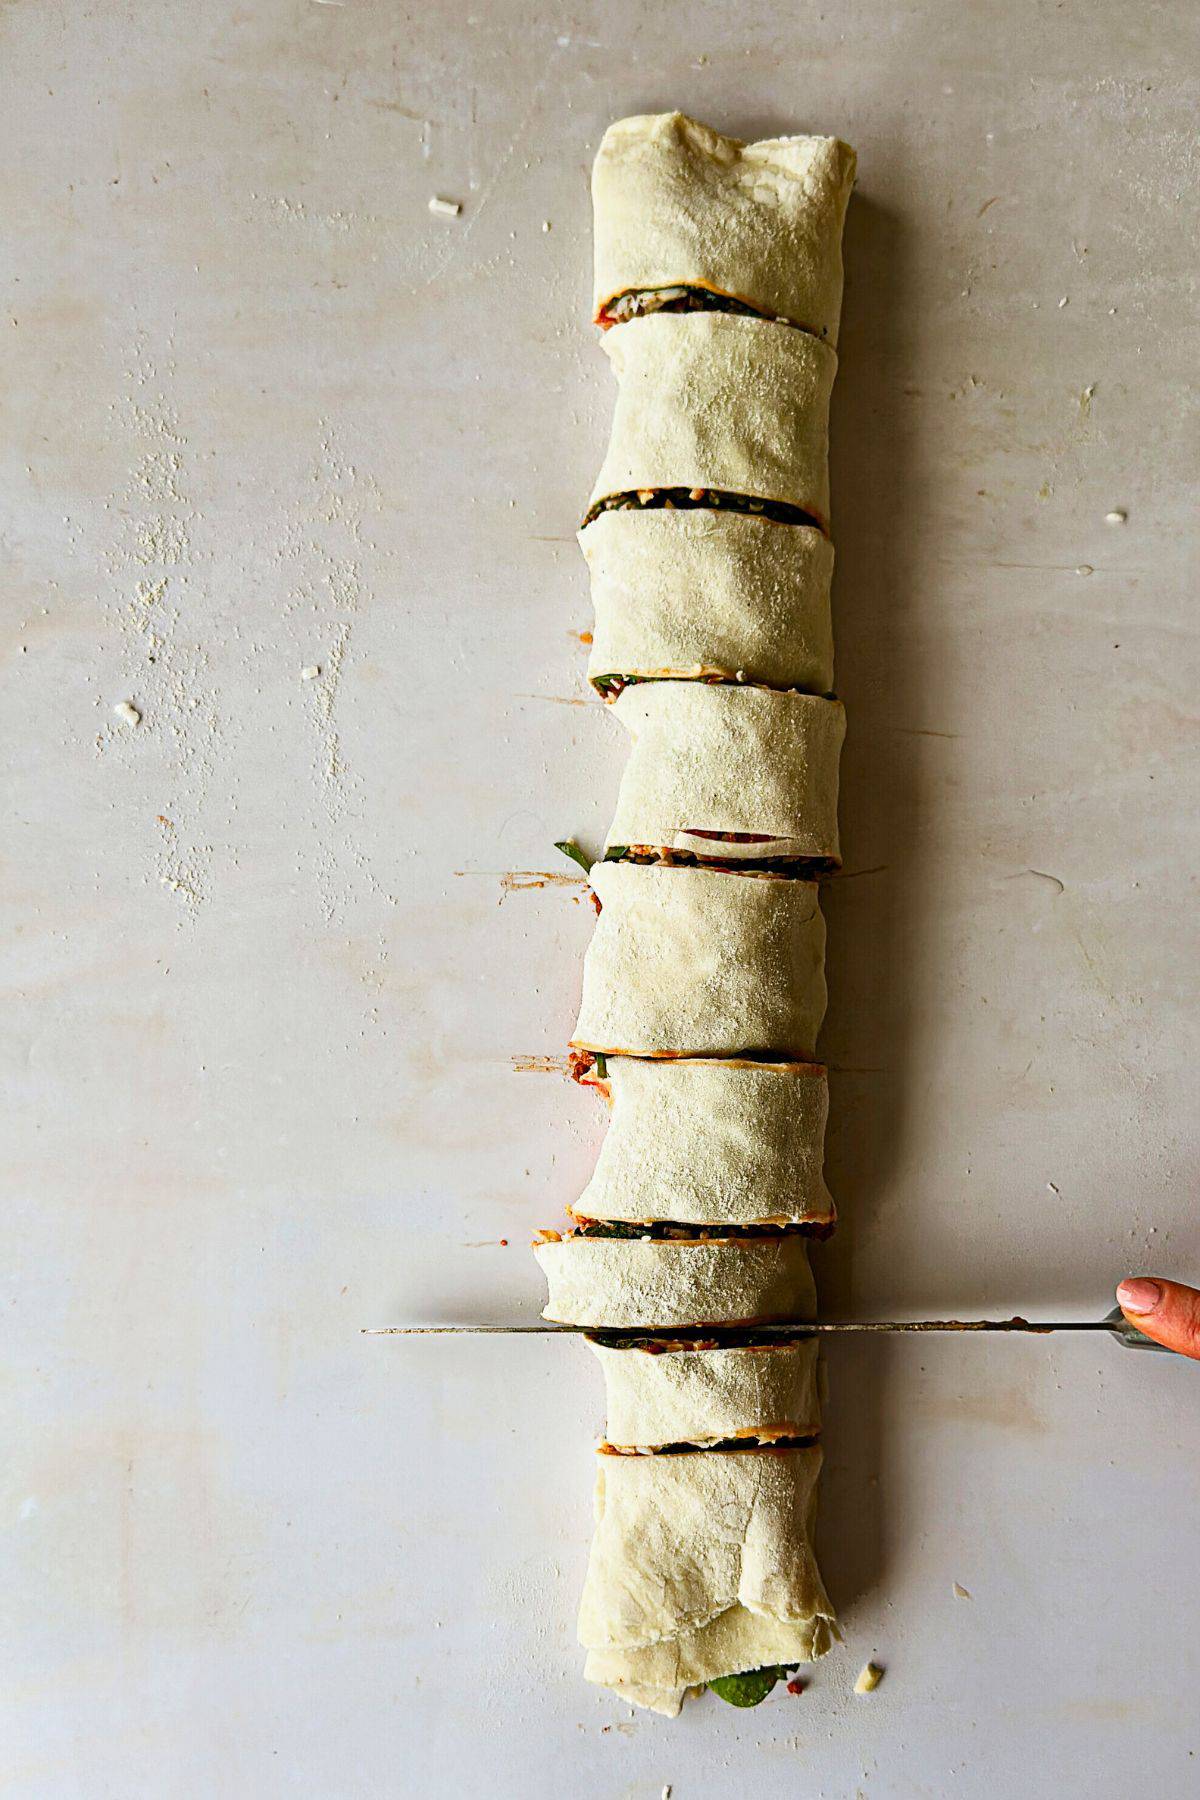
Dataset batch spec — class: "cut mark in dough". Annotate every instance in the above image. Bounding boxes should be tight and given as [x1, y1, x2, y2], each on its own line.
[582, 487, 827, 535]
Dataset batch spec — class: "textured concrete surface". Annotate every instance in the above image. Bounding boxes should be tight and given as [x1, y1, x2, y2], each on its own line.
[3, 1, 1198, 1794]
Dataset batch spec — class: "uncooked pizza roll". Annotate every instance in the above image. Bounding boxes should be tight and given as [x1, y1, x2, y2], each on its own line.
[533, 1234, 815, 1328]
[605, 683, 844, 865]
[586, 313, 837, 530]
[572, 1057, 833, 1228]
[592, 112, 855, 344]
[571, 862, 827, 1059]
[582, 508, 834, 695]
[579, 1445, 837, 1716]
[589, 1336, 821, 1449]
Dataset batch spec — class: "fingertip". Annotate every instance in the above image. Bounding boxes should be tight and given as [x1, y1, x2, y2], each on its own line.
[1116, 1277, 1162, 1316]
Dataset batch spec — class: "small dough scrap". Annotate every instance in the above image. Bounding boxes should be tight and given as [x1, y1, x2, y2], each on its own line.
[588, 312, 837, 528]
[534, 1235, 815, 1329]
[590, 1337, 821, 1449]
[582, 507, 834, 694]
[606, 682, 844, 863]
[574, 1057, 833, 1227]
[571, 862, 827, 1059]
[579, 1446, 837, 1714]
[592, 113, 856, 344]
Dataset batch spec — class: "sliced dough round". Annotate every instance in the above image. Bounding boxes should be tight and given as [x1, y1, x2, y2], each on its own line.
[574, 1057, 833, 1227]
[605, 682, 844, 864]
[579, 1445, 837, 1714]
[588, 312, 837, 528]
[592, 112, 856, 345]
[571, 862, 827, 1059]
[582, 508, 834, 693]
[533, 1235, 815, 1328]
[589, 1336, 820, 1449]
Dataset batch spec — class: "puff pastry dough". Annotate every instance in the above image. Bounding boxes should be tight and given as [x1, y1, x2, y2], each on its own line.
[534, 1235, 815, 1329]
[588, 312, 837, 529]
[582, 507, 835, 694]
[573, 1056, 833, 1227]
[592, 112, 855, 344]
[590, 1337, 821, 1450]
[571, 862, 827, 1059]
[579, 1446, 837, 1715]
[605, 681, 844, 863]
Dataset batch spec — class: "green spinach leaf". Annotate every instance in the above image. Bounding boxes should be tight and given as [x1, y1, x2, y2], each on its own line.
[554, 839, 592, 874]
[707, 1666, 791, 1708]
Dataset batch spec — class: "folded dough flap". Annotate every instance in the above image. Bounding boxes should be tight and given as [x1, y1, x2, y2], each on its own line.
[592, 112, 856, 345]
[587, 313, 836, 528]
[579, 1445, 836, 1711]
[606, 682, 844, 864]
[571, 862, 827, 1059]
[581, 508, 834, 694]
[589, 1336, 821, 1449]
[584, 1607, 834, 1717]
[573, 1056, 833, 1227]
[533, 1235, 815, 1328]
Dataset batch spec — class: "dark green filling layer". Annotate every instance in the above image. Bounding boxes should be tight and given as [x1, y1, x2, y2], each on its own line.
[600, 286, 777, 327]
[586, 1326, 812, 1351]
[602, 845, 836, 878]
[582, 488, 822, 531]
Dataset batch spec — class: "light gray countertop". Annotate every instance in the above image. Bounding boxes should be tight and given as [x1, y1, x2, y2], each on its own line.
[4, 1, 1198, 1793]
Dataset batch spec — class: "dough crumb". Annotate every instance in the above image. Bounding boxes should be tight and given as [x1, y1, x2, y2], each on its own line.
[1105, 509, 1127, 525]
[953, 1582, 972, 1599]
[301, 665, 321, 681]
[542, 219, 552, 232]
[113, 700, 141, 727]
[854, 1662, 884, 1694]
[1075, 565, 1093, 577]
[428, 195, 462, 217]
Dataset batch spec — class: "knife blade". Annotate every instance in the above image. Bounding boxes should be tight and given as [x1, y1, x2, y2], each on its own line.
[362, 1310, 1168, 1350]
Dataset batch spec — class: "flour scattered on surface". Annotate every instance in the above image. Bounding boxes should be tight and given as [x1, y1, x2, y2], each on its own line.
[95, 336, 226, 914]
[277, 423, 401, 923]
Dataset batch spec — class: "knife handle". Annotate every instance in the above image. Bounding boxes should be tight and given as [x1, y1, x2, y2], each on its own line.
[1104, 1306, 1176, 1353]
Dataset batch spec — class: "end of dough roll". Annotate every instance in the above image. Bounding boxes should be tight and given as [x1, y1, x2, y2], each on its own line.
[571, 862, 827, 1059]
[579, 1444, 837, 1714]
[592, 112, 856, 344]
[533, 1233, 815, 1328]
[573, 1056, 834, 1227]
[589, 1336, 821, 1449]
[605, 682, 844, 865]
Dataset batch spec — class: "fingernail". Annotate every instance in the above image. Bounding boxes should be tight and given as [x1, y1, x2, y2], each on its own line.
[1117, 1278, 1162, 1315]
